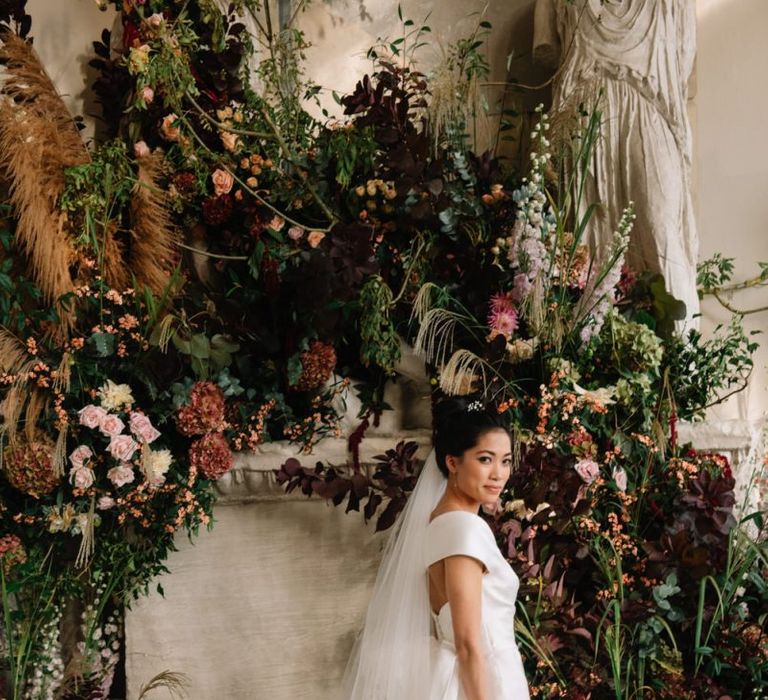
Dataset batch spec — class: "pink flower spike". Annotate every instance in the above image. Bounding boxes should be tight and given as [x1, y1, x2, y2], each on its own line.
[488, 292, 519, 338]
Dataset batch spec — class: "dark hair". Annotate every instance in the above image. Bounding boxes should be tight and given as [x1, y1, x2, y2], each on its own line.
[432, 397, 511, 477]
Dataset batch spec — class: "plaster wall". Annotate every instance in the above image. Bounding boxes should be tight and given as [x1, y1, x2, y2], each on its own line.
[15, 1, 768, 698]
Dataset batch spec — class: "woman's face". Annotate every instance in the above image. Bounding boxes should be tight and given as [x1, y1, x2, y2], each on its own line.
[447, 429, 512, 506]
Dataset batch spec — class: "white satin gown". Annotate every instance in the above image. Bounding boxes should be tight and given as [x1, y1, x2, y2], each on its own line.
[425, 511, 531, 699]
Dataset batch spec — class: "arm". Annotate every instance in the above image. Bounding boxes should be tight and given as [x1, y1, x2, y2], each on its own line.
[444, 555, 489, 700]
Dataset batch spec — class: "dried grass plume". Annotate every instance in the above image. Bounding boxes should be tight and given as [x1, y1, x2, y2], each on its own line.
[0, 32, 90, 337]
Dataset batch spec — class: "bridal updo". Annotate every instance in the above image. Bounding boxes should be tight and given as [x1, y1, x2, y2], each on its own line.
[432, 397, 511, 478]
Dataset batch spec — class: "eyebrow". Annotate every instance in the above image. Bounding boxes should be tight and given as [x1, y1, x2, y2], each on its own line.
[476, 450, 513, 457]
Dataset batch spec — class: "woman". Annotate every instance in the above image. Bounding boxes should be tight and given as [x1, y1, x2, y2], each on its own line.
[341, 398, 530, 699]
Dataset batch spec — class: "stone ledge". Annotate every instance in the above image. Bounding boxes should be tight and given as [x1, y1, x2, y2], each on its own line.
[214, 431, 432, 503]
[214, 420, 766, 504]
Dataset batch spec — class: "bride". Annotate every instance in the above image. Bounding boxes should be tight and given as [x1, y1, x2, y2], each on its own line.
[341, 397, 531, 699]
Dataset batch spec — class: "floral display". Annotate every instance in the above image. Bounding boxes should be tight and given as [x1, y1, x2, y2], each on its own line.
[0, 0, 765, 698]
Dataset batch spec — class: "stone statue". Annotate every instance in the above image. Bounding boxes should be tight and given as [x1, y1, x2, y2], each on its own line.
[533, 0, 699, 330]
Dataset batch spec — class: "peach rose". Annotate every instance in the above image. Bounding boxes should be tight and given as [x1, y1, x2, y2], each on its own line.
[307, 231, 326, 248]
[78, 404, 107, 429]
[220, 130, 240, 152]
[211, 168, 234, 196]
[160, 113, 181, 142]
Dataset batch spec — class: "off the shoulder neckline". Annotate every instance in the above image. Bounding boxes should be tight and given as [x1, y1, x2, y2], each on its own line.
[427, 510, 486, 527]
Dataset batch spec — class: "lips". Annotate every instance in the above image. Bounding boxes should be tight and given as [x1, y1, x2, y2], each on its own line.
[485, 486, 502, 493]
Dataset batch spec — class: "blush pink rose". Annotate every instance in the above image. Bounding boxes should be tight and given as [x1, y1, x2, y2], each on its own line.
[107, 464, 135, 488]
[69, 466, 95, 489]
[287, 226, 304, 241]
[99, 413, 125, 437]
[140, 86, 155, 104]
[211, 168, 234, 196]
[108, 434, 138, 462]
[97, 495, 116, 510]
[69, 444, 93, 469]
[79, 404, 107, 429]
[129, 411, 161, 444]
[307, 231, 326, 248]
[147, 12, 164, 29]
[574, 459, 600, 484]
[133, 140, 151, 158]
[613, 467, 628, 492]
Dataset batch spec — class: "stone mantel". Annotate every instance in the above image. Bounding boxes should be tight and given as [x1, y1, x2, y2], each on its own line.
[212, 419, 765, 505]
[214, 430, 433, 504]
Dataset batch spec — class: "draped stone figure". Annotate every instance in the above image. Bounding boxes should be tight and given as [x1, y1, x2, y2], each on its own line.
[533, 0, 699, 329]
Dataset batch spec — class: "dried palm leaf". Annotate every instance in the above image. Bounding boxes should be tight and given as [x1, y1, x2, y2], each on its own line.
[410, 282, 441, 326]
[137, 670, 190, 699]
[0, 328, 35, 446]
[439, 348, 490, 396]
[0, 326, 27, 374]
[131, 152, 181, 297]
[23, 387, 46, 442]
[101, 220, 130, 291]
[0, 33, 89, 337]
[413, 307, 462, 370]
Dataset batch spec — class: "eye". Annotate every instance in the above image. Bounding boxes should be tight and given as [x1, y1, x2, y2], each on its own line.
[478, 456, 492, 464]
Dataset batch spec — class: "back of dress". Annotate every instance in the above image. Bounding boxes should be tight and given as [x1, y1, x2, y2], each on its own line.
[424, 511, 530, 700]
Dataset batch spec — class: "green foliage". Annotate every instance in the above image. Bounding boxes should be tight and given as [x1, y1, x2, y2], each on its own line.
[664, 316, 760, 420]
[359, 275, 401, 373]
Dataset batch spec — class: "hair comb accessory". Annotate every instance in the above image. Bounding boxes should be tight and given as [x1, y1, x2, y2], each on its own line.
[466, 400, 484, 412]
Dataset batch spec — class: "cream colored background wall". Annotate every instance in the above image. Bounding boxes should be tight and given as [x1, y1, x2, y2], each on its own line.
[694, 0, 768, 425]
[13, 1, 768, 698]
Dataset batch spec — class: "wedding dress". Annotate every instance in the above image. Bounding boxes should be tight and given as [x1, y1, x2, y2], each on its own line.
[426, 510, 531, 699]
[341, 451, 530, 699]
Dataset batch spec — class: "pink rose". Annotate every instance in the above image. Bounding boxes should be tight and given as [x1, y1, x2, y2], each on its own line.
[69, 466, 95, 489]
[133, 140, 151, 158]
[108, 434, 138, 462]
[148, 473, 166, 489]
[211, 168, 234, 196]
[129, 411, 161, 444]
[79, 404, 107, 429]
[107, 464, 135, 488]
[147, 12, 164, 29]
[69, 444, 93, 469]
[140, 86, 154, 104]
[160, 114, 181, 142]
[307, 231, 326, 248]
[97, 496, 116, 510]
[287, 226, 304, 241]
[574, 459, 600, 484]
[99, 413, 125, 437]
[613, 467, 627, 492]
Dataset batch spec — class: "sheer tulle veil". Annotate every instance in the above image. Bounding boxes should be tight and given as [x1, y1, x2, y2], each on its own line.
[340, 449, 446, 699]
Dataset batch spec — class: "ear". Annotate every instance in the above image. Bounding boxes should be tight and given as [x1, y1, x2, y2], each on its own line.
[445, 455, 456, 474]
